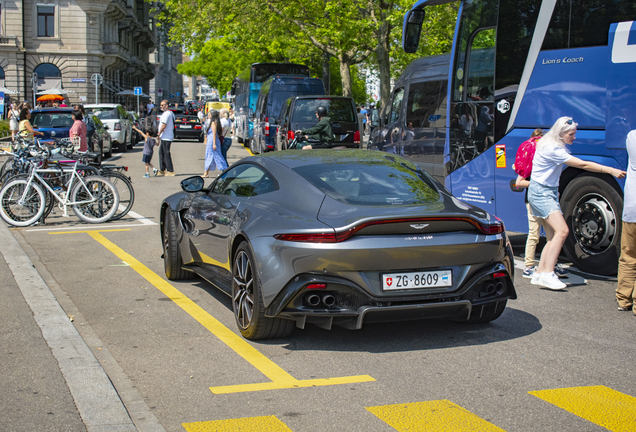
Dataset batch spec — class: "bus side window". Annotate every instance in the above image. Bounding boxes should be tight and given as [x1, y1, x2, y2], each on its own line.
[466, 28, 495, 102]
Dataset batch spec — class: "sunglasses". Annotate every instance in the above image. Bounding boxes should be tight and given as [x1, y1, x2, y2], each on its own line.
[566, 119, 575, 125]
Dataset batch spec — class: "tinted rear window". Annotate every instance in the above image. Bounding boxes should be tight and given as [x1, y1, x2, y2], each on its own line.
[292, 99, 356, 123]
[31, 112, 73, 128]
[292, 159, 440, 206]
[86, 108, 118, 120]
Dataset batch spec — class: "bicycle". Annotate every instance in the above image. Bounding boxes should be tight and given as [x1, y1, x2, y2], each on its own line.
[0, 154, 119, 227]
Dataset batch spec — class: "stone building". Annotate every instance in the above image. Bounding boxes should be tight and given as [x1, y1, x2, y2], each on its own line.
[148, 26, 183, 105]
[0, 0, 171, 106]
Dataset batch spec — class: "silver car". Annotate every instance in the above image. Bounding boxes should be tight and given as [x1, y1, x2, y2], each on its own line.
[160, 150, 516, 340]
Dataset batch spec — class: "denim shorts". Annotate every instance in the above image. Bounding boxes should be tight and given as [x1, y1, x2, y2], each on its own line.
[142, 153, 153, 163]
[528, 180, 561, 219]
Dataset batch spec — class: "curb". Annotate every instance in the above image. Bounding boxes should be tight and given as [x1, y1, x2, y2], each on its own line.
[0, 222, 137, 432]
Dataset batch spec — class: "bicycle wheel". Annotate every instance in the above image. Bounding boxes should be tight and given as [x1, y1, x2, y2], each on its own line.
[0, 179, 46, 226]
[0, 156, 17, 186]
[100, 171, 134, 220]
[71, 176, 119, 223]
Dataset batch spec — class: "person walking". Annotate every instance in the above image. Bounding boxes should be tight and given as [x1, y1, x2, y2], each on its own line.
[528, 117, 626, 290]
[617, 129, 636, 314]
[219, 108, 232, 164]
[147, 100, 154, 116]
[9, 102, 20, 141]
[156, 100, 176, 176]
[69, 110, 88, 152]
[202, 110, 227, 178]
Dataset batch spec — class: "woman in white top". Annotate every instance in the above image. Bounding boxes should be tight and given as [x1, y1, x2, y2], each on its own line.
[9, 102, 20, 140]
[528, 116, 626, 290]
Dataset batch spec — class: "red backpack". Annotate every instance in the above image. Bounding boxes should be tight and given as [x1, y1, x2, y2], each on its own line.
[514, 136, 540, 178]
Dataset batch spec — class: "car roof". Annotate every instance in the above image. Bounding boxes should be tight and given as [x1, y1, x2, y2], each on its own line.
[31, 108, 73, 113]
[85, 104, 120, 108]
[292, 95, 353, 101]
[252, 149, 400, 170]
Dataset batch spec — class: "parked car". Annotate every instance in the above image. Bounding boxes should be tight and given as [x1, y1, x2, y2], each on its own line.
[88, 114, 113, 159]
[160, 150, 516, 340]
[127, 111, 142, 146]
[85, 104, 133, 152]
[252, 75, 325, 154]
[174, 111, 204, 142]
[275, 96, 361, 151]
[30, 108, 113, 159]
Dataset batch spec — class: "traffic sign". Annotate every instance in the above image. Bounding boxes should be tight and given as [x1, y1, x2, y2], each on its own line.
[157, 88, 163, 96]
[134, 86, 143, 96]
[32, 73, 38, 84]
[91, 74, 103, 86]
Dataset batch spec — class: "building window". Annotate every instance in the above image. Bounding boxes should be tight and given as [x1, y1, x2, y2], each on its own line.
[38, 5, 55, 37]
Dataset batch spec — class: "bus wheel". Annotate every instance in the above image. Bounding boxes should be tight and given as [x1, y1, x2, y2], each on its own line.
[560, 174, 623, 276]
[238, 137, 244, 144]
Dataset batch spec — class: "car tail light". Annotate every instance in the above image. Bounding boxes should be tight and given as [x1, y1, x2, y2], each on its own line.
[287, 130, 295, 140]
[114, 123, 121, 131]
[265, 117, 269, 136]
[493, 272, 506, 278]
[306, 283, 326, 289]
[194, 125, 202, 129]
[354, 131, 360, 143]
[273, 233, 337, 243]
[274, 217, 504, 243]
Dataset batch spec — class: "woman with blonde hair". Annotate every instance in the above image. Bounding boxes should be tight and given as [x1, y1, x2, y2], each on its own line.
[528, 117, 626, 289]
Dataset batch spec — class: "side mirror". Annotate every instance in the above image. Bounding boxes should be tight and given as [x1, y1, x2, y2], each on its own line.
[181, 176, 205, 192]
[402, 9, 425, 53]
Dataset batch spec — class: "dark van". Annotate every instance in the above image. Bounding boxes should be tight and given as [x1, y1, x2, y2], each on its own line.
[369, 54, 449, 182]
[252, 75, 325, 154]
[276, 96, 361, 150]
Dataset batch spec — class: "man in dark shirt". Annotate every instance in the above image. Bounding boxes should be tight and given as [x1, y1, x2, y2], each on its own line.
[298, 106, 334, 149]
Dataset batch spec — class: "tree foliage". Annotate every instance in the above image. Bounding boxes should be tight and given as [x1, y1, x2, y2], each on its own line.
[158, 0, 459, 102]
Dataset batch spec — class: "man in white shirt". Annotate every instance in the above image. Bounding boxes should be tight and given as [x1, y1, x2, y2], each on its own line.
[147, 101, 155, 116]
[617, 129, 636, 314]
[156, 100, 176, 176]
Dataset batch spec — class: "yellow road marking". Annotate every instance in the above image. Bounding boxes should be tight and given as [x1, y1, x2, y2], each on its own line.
[53, 230, 374, 394]
[367, 400, 506, 432]
[182, 415, 292, 432]
[529, 385, 636, 431]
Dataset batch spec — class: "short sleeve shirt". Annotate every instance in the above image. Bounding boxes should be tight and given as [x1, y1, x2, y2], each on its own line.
[531, 145, 572, 187]
[623, 130, 636, 222]
[159, 110, 174, 141]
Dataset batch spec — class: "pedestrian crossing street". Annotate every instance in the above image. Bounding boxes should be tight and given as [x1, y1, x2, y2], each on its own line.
[181, 385, 636, 431]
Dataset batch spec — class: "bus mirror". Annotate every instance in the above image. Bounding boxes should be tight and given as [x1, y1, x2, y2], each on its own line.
[403, 10, 425, 53]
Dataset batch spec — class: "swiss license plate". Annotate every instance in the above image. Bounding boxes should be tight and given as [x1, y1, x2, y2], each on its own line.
[383, 270, 452, 290]
[180, 125, 192, 129]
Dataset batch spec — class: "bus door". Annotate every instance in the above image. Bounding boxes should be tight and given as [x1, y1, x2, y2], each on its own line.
[448, 22, 497, 213]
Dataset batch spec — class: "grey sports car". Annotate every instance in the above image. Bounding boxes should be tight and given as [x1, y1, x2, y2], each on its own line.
[160, 150, 516, 340]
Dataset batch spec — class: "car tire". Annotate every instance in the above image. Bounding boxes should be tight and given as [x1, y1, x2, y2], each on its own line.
[560, 174, 622, 276]
[466, 300, 507, 324]
[163, 211, 196, 281]
[104, 140, 112, 159]
[248, 138, 258, 155]
[238, 137, 244, 144]
[232, 242, 294, 340]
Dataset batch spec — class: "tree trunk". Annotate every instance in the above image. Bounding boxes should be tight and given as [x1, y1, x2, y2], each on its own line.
[322, 51, 330, 94]
[339, 57, 353, 97]
[376, 20, 392, 110]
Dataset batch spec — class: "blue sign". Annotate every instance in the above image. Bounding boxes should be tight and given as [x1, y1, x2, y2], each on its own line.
[176, 92, 180, 97]
[0, 92, 4, 116]
[72, 78, 87, 83]
[134, 86, 143, 96]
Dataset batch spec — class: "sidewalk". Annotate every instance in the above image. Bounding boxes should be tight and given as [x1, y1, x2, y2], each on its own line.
[0, 223, 138, 432]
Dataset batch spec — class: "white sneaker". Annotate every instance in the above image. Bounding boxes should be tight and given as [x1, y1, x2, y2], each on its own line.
[538, 272, 567, 290]
[531, 272, 542, 285]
